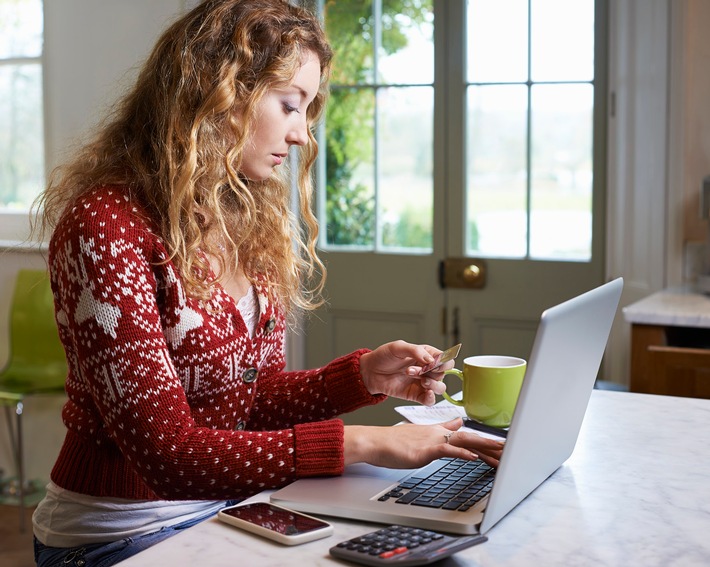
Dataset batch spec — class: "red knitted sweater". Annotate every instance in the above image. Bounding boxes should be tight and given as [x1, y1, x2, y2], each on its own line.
[47, 186, 384, 501]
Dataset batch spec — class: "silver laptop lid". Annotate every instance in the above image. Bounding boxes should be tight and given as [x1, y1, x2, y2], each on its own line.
[479, 277, 623, 532]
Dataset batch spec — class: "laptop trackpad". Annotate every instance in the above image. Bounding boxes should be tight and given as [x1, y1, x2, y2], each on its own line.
[271, 464, 415, 510]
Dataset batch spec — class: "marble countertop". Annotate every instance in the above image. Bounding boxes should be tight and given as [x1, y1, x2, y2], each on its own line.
[120, 390, 710, 567]
[623, 285, 710, 327]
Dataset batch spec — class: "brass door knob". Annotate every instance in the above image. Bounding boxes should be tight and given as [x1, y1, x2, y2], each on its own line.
[439, 257, 486, 289]
[462, 265, 481, 282]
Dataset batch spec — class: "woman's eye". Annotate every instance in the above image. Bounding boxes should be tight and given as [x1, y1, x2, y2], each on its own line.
[283, 102, 300, 114]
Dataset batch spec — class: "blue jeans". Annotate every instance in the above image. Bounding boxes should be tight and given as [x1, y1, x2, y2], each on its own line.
[33, 504, 232, 567]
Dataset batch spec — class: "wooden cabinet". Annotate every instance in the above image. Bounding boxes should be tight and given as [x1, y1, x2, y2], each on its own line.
[624, 288, 710, 399]
[630, 323, 710, 398]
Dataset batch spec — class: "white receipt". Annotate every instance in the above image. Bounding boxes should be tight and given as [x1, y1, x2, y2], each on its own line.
[395, 397, 505, 440]
[394, 403, 467, 425]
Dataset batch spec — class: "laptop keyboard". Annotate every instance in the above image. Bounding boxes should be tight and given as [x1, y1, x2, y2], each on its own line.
[377, 458, 495, 512]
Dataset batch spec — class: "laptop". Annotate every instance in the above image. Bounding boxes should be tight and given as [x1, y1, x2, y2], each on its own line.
[271, 278, 624, 535]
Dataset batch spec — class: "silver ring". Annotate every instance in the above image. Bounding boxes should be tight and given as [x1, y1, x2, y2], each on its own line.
[444, 431, 454, 444]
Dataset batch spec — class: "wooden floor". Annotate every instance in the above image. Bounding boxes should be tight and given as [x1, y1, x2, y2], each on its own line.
[0, 505, 36, 567]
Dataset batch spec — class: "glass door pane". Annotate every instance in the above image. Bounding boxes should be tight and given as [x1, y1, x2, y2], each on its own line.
[466, 84, 528, 257]
[325, 87, 376, 247]
[379, 86, 433, 250]
[467, 0, 528, 83]
[531, 0, 595, 82]
[530, 83, 593, 260]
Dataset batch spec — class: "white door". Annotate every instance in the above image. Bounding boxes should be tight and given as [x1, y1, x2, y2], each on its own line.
[304, 0, 605, 425]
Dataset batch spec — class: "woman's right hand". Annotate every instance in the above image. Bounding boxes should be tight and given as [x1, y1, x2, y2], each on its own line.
[343, 418, 504, 470]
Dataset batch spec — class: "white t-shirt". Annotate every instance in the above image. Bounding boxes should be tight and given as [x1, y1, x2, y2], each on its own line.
[32, 482, 224, 547]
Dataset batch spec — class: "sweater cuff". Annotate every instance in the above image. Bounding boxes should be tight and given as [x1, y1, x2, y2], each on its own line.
[293, 419, 344, 477]
[324, 349, 387, 414]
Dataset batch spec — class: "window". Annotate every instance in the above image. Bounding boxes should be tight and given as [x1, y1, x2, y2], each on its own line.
[0, 0, 44, 215]
[316, 0, 599, 262]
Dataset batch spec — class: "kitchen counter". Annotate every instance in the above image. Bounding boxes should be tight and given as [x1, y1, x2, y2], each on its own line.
[623, 285, 710, 328]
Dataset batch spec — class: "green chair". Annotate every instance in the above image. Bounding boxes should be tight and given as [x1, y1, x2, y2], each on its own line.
[0, 269, 67, 531]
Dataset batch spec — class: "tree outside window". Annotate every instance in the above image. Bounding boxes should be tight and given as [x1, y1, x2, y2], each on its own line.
[317, 0, 434, 251]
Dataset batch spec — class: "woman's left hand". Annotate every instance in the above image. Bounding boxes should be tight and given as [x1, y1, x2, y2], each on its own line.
[359, 340, 452, 406]
[344, 418, 505, 469]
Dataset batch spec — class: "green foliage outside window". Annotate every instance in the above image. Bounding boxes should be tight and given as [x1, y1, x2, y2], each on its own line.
[320, 0, 432, 248]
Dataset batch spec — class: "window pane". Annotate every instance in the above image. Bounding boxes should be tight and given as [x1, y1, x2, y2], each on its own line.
[0, 63, 44, 210]
[379, 0, 433, 84]
[467, 0, 528, 83]
[466, 85, 528, 257]
[531, 0, 594, 82]
[530, 84, 593, 260]
[325, 88, 375, 247]
[379, 86, 432, 250]
[324, 0, 374, 84]
[0, 0, 43, 58]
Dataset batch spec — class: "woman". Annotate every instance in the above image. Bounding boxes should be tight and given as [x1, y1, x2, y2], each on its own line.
[31, 1, 503, 565]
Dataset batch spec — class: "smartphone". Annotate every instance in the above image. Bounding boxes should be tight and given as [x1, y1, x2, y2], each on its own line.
[217, 502, 334, 546]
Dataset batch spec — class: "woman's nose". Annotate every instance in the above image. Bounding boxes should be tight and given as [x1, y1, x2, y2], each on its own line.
[287, 118, 309, 146]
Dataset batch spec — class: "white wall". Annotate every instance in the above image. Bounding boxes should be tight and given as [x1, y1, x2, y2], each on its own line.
[44, 0, 186, 173]
[604, 0, 671, 385]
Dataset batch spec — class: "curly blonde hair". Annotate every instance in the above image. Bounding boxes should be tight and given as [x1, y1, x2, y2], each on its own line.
[34, 0, 332, 317]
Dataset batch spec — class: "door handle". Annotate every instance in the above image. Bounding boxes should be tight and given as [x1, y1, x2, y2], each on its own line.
[438, 258, 487, 289]
[462, 264, 481, 283]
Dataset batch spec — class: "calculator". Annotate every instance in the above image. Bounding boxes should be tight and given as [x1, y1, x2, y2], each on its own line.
[329, 525, 487, 566]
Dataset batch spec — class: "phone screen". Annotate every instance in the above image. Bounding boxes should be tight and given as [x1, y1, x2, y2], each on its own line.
[221, 503, 329, 535]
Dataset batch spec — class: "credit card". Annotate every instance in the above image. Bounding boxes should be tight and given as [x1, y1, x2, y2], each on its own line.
[419, 343, 461, 374]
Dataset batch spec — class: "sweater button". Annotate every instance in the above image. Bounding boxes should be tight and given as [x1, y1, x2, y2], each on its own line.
[236, 421, 246, 431]
[264, 318, 276, 333]
[242, 367, 258, 383]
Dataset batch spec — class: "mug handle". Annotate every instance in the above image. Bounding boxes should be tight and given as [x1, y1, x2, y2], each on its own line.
[441, 368, 464, 406]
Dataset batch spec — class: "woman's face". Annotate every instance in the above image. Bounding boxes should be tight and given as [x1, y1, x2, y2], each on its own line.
[240, 51, 321, 181]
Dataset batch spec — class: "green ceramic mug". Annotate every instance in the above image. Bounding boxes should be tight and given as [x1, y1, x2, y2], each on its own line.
[442, 355, 526, 427]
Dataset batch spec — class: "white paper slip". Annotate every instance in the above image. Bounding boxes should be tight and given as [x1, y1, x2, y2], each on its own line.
[395, 403, 467, 425]
[395, 400, 505, 440]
